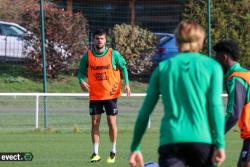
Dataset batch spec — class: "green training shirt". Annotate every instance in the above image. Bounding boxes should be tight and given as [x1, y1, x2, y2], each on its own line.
[130, 52, 225, 152]
[224, 63, 250, 132]
[77, 47, 129, 85]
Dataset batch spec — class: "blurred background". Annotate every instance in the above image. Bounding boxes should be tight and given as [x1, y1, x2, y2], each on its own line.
[0, 0, 249, 93]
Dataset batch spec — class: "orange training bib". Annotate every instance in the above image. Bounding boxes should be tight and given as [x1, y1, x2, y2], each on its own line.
[88, 48, 121, 100]
[227, 71, 250, 138]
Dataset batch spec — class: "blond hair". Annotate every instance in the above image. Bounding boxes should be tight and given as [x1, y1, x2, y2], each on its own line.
[175, 21, 205, 52]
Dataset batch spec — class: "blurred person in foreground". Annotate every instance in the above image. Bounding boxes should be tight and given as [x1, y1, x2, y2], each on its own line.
[128, 20, 225, 167]
[78, 28, 131, 163]
[214, 40, 250, 167]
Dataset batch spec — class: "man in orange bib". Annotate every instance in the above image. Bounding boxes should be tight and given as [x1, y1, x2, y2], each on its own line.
[78, 29, 131, 163]
[214, 40, 250, 167]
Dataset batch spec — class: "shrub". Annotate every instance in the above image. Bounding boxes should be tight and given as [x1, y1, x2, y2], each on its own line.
[182, 0, 250, 67]
[112, 24, 157, 75]
[20, 1, 89, 78]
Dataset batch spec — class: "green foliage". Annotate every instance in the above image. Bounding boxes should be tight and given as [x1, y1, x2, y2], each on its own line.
[3, 76, 27, 84]
[183, 0, 250, 67]
[112, 24, 157, 74]
[19, 1, 89, 78]
[0, 64, 148, 93]
[0, 64, 37, 84]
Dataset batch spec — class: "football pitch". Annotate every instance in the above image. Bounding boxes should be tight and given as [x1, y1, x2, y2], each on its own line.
[0, 95, 241, 167]
[0, 129, 241, 167]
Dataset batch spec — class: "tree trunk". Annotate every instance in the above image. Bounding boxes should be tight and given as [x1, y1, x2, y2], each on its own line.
[129, 0, 136, 39]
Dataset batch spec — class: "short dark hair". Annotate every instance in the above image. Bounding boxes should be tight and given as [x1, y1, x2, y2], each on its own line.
[213, 39, 240, 61]
[93, 28, 106, 36]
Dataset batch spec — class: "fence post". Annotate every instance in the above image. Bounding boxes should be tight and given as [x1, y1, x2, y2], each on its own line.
[147, 117, 151, 129]
[207, 0, 212, 56]
[40, 0, 48, 129]
[35, 94, 39, 129]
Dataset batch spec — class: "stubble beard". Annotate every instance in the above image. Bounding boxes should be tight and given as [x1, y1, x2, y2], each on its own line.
[95, 44, 104, 51]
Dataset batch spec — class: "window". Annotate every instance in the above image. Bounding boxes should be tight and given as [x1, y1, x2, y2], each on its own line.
[0, 24, 25, 37]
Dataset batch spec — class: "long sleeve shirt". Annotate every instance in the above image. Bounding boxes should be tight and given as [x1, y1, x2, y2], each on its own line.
[224, 63, 250, 133]
[77, 47, 129, 85]
[130, 52, 225, 152]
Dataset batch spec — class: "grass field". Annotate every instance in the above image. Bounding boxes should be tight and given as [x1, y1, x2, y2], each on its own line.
[0, 95, 241, 167]
[0, 128, 242, 167]
[0, 94, 235, 167]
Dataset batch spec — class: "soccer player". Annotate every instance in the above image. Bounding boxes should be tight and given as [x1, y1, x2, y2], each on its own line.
[128, 21, 226, 167]
[78, 28, 131, 163]
[213, 40, 250, 167]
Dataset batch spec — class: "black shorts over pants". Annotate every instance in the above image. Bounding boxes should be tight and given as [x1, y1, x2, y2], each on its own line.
[89, 98, 118, 116]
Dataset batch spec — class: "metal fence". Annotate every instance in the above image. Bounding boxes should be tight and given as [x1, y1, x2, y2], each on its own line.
[0, 0, 249, 91]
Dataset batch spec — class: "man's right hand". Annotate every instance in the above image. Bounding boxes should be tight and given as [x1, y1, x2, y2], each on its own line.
[212, 148, 226, 166]
[128, 151, 144, 167]
[80, 81, 89, 92]
[124, 84, 131, 96]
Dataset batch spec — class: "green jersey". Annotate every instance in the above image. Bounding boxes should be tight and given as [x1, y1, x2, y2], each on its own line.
[130, 52, 225, 151]
[78, 47, 129, 85]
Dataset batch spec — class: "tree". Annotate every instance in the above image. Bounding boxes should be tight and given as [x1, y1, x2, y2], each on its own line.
[129, 0, 136, 38]
[112, 24, 157, 75]
[182, 0, 250, 67]
[20, 1, 89, 78]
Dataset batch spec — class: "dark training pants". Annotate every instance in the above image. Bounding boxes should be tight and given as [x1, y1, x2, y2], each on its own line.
[237, 138, 250, 167]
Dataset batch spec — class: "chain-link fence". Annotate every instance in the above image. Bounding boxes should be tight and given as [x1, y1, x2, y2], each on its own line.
[66, 0, 183, 33]
[0, 0, 249, 92]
